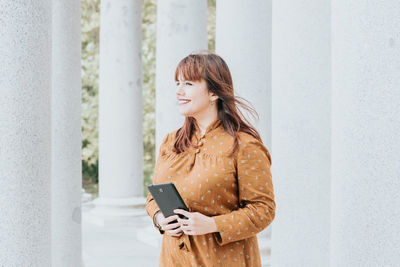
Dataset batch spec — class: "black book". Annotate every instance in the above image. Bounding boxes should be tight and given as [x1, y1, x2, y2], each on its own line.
[148, 182, 189, 220]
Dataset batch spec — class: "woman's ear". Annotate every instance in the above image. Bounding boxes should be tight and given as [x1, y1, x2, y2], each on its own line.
[209, 92, 219, 102]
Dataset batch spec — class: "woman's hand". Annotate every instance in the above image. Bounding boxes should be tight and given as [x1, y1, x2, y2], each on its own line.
[174, 209, 218, 235]
[156, 212, 183, 237]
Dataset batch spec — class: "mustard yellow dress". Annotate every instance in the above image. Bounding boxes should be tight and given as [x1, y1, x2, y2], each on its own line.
[146, 118, 276, 267]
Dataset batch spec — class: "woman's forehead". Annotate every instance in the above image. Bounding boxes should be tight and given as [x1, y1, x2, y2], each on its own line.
[176, 72, 202, 82]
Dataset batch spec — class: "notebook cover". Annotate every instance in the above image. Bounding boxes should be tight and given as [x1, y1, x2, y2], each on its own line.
[148, 182, 188, 218]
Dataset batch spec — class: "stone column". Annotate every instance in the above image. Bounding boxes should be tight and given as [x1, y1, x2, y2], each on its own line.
[155, 0, 207, 155]
[93, 0, 144, 218]
[331, 1, 400, 265]
[0, 1, 52, 266]
[271, 1, 331, 266]
[215, 1, 272, 263]
[215, 0, 272, 147]
[51, 0, 82, 266]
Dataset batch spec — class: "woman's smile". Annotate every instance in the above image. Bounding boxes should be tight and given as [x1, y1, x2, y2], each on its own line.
[178, 99, 191, 105]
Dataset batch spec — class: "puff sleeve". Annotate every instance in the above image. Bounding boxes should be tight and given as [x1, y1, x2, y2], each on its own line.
[212, 137, 276, 246]
[145, 133, 170, 223]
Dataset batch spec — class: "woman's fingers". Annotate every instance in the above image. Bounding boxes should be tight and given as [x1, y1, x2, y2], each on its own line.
[166, 226, 183, 236]
[163, 221, 180, 231]
[177, 217, 189, 225]
[179, 220, 195, 235]
[174, 209, 191, 218]
[160, 215, 179, 225]
[180, 224, 191, 231]
[182, 228, 194, 235]
[159, 210, 214, 236]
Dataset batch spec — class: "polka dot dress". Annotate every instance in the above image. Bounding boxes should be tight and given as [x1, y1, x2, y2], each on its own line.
[146, 118, 276, 267]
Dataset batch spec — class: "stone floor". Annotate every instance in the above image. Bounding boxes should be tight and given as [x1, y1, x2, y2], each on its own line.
[82, 201, 271, 267]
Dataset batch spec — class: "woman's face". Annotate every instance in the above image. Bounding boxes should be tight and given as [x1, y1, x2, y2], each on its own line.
[175, 74, 217, 118]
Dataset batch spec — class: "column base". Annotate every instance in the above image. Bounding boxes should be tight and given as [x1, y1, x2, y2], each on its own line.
[81, 188, 92, 203]
[84, 196, 147, 226]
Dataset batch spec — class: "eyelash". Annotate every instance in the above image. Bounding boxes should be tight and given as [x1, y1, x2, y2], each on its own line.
[176, 82, 193, 86]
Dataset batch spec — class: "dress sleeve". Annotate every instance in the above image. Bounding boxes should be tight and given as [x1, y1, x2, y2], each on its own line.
[145, 132, 170, 223]
[212, 137, 276, 246]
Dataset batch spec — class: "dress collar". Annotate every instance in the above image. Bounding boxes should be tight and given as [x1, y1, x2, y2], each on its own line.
[194, 118, 221, 139]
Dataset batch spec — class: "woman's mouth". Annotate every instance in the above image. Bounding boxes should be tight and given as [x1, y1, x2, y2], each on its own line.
[178, 99, 191, 105]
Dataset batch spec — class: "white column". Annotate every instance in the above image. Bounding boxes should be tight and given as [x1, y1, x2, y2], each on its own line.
[155, 0, 207, 155]
[51, 0, 82, 266]
[215, 1, 272, 263]
[271, 1, 331, 266]
[0, 1, 52, 266]
[94, 0, 144, 217]
[331, 1, 400, 266]
[216, 0, 272, 147]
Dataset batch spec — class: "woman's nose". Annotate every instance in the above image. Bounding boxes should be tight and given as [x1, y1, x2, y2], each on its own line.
[176, 84, 184, 95]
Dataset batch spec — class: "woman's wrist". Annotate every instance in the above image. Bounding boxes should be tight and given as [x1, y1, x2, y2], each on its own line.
[209, 216, 218, 233]
[153, 210, 161, 226]
[153, 210, 164, 234]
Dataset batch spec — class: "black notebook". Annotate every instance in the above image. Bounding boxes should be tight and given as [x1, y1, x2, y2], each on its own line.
[148, 182, 189, 219]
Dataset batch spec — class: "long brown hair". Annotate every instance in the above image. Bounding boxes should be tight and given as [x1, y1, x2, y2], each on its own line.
[173, 50, 262, 158]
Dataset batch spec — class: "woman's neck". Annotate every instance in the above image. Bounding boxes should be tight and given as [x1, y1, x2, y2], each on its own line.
[195, 116, 219, 135]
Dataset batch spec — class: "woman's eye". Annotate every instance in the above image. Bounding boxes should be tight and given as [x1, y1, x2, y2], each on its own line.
[176, 81, 192, 86]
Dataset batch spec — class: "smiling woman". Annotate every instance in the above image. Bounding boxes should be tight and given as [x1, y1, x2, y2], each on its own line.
[146, 51, 275, 267]
[175, 77, 218, 133]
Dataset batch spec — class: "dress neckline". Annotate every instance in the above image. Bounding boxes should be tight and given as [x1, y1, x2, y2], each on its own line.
[194, 118, 221, 139]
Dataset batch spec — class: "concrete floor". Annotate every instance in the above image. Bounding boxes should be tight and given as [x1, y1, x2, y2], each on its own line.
[82, 202, 162, 267]
[82, 201, 271, 267]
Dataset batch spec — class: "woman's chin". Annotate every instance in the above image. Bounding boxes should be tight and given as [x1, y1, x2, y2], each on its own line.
[178, 108, 191, 116]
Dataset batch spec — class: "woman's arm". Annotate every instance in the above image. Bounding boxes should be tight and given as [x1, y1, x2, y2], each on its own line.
[145, 133, 170, 231]
[211, 138, 276, 246]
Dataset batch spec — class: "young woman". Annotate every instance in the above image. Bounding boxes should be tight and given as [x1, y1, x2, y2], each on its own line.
[146, 51, 276, 267]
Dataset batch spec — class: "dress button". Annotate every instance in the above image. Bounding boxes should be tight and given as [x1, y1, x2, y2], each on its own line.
[195, 148, 200, 153]
[198, 141, 203, 146]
